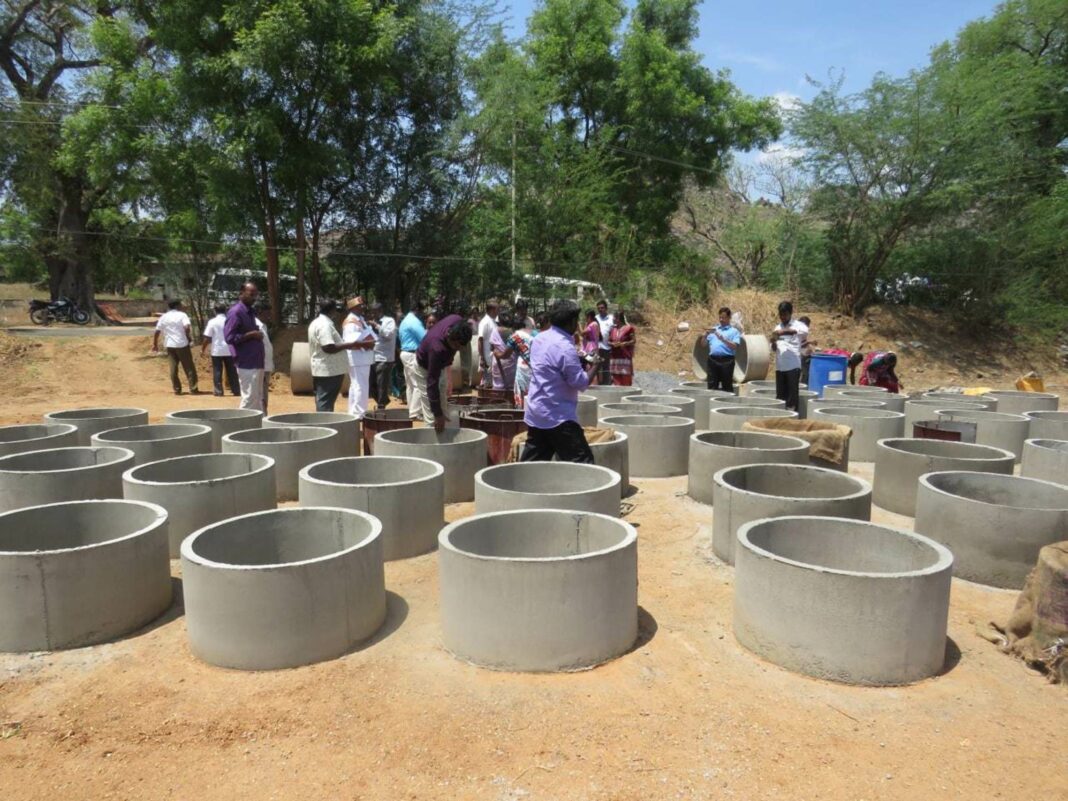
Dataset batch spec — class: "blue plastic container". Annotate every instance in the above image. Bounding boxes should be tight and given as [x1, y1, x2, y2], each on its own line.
[808, 354, 849, 398]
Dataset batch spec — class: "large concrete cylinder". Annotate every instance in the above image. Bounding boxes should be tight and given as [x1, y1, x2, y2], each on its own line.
[91, 423, 213, 466]
[1025, 411, 1068, 442]
[43, 407, 149, 447]
[738, 379, 779, 396]
[222, 426, 339, 501]
[923, 392, 997, 411]
[263, 412, 360, 457]
[373, 427, 488, 503]
[299, 456, 444, 561]
[598, 402, 683, 420]
[872, 438, 1015, 517]
[361, 408, 413, 455]
[600, 415, 695, 477]
[712, 463, 871, 564]
[0, 423, 78, 458]
[181, 507, 385, 670]
[1021, 438, 1068, 484]
[627, 394, 696, 421]
[668, 387, 734, 429]
[586, 432, 630, 496]
[0, 446, 135, 513]
[983, 390, 1059, 414]
[475, 462, 621, 516]
[823, 385, 886, 399]
[838, 390, 907, 412]
[915, 471, 1068, 588]
[438, 509, 637, 672]
[733, 516, 952, 685]
[0, 500, 171, 651]
[810, 408, 905, 461]
[934, 409, 1029, 463]
[904, 399, 987, 431]
[123, 453, 277, 558]
[733, 335, 771, 384]
[582, 386, 641, 404]
[706, 406, 798, 433]
[576, 395, 598, 428]
[807, 398, 887, 416]
[687, 431, 810, 505]
[751, 388, 818, 418]
[710, 395, 786, 409]
[165, 408, 263, 451]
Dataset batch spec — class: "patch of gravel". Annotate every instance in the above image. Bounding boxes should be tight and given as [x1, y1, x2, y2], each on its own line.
[633, 371, 685, 395]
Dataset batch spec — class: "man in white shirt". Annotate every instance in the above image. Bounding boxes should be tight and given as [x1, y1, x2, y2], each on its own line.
[477, 300, 499, 388]
[200, 303, 239, 397]
[367, 302, 397, 409]
[342, 296, 377, 419]
[152, 299, 200, 395]
[770, 300, 809, 412]
[308, 299, 365, 412]
[595, 299, 615, 385]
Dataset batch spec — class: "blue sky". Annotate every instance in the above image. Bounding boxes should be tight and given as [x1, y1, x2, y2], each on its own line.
[502, 0, 1001, 114]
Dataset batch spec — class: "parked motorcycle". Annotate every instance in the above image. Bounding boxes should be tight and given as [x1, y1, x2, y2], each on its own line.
[28, 297, 91, 326]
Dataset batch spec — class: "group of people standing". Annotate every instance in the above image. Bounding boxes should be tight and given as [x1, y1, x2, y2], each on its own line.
[153, 288, 275, 412]
[703, 298, 902, 411]
[581, 300, 636, 387]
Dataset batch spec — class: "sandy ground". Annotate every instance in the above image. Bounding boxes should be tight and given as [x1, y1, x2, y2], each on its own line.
[0, 332, 1065, 800]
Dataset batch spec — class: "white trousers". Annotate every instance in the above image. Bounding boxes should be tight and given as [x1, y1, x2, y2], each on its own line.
[411, 361, 450, 425]
[237, 368, 265, 413]
[347, 363, 372, 419]
[400, 351, 423, 421]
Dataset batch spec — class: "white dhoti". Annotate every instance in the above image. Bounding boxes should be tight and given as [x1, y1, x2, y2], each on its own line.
[347, 363, 372, 419]
[237, 368, 265, 412]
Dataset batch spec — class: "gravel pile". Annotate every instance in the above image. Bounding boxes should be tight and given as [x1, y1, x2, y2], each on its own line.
[633, 371, 686, 395]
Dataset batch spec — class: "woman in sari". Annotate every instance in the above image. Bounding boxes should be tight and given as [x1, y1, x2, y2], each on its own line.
[859, 351, 902, 392]
[506, 312, 545, 408]
[608, 310, 636, 386]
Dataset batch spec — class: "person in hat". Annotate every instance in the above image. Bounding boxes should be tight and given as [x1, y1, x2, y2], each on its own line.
[341, 296, 377, 419]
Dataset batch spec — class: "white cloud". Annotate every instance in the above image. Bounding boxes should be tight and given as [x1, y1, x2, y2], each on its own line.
[771, 91, 802, 112]
[756, 143, 805, 166]
[713, 47, 781, 73]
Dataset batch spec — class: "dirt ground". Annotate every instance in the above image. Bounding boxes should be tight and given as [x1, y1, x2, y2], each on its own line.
[0, 330, 1065, 801]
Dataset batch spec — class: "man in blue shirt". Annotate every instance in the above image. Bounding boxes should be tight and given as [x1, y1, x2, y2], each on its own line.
[705, 306, 741, 393]
[398, 302, 428, 420]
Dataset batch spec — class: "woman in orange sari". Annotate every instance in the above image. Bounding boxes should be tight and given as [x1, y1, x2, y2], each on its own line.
[609, 310, 636, 386]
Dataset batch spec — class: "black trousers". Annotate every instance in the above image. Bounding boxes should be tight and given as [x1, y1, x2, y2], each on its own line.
[369, 361, 393, 407]
[706, 355, 735, 393]
[776, 368, 802, 412]
[596, 352, 611, 386]
[520, 421, 594, 464]
[313, 374, 344, 412]
[211, 355, 239, 396]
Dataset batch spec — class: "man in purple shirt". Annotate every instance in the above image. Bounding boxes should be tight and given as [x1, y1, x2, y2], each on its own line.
[223, 282, 267, 412]
[415, 312, 473, 432]
[521, 300, 600, 462]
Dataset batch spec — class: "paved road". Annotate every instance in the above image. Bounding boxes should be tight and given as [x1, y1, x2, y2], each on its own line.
[4, 325, 155, 338]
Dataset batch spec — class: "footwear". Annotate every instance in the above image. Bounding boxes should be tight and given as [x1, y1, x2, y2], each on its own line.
[213, 392, 223, 397]
[174, 390, 183, 395]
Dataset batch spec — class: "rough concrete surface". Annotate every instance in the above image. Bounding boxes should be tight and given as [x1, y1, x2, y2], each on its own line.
[373, 427, 488, 503]
[600, 415, 695, 477]
[0, 499, 171, 651]
[0, 446, 135, 512]
[222, 426, 339, 502]
[733, 515, 952, 685]
[181, 507, 386, 670]
[810, 408, 905, 461]
[706, 406, 798, 433]
[123, 452, 277, 558]
[1025, 410, 1068, 441]
[299, 456, 444, 561]
[263, 412, 361, 457]
[982, 390, 1059, 415]
[42, 407, 149, 446]
[914, 471, 1068, 589]
[438, 509, 637, 672]
[712, 463, 872, 564]
[1020, 438, 1068, 484]
[934, 409, 1029, 463]
[872, 438, 1015, 517]
[165, 408, 263, 451]
[91, 423, 213, 466]
[0, 423, 78, 457]
[687, 431, 810, 505]
[474, 462, 621, 516]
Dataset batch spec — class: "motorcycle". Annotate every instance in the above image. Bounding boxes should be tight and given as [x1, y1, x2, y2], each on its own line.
[28, 296, 92, 326]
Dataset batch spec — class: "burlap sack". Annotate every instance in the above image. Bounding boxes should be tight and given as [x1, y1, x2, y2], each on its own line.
[741, 418, 852, 467]
[991, 542, 1068, 684]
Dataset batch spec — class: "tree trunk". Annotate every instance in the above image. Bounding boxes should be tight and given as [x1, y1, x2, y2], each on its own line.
[309, 223, 322, 312]
[295, 217, 307, 324]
